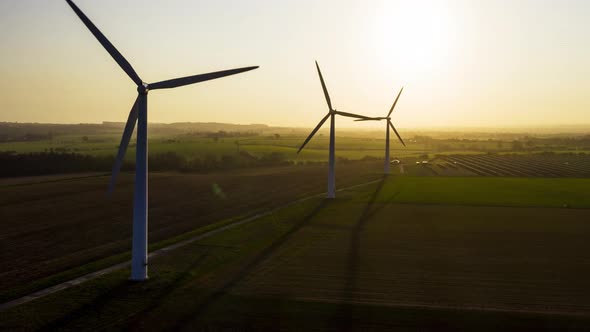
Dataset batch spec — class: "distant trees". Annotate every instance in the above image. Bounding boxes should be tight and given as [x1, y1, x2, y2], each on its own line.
[23, 133, 52, 142]
[434, 143, 452, 151]
[0, 150, 297, 177]
[511, 140, 524, 151]
[259, 152, 289, 166]
[0, 130, 54, 143]
[0, 151, 113, 177]
[149, 152, 185, 171]
[413, 135, 433, 143]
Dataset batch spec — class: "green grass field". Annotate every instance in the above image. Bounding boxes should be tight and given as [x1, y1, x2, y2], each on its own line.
[378, 176, 590, 208]
[2, 175, 590, 331]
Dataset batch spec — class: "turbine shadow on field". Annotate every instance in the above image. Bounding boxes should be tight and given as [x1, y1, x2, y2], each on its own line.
[42, 251, 210, 331]
[125, 251, 211, 330]
[41, 279, 129, 331]
[334, 175, 398, 329]
[172, 199, 329, 330]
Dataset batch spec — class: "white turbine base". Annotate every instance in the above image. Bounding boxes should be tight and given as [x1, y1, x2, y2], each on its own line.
[384, 120, 390, 174]
[131, 94, 149, 281]
[327, 113, 336, 198]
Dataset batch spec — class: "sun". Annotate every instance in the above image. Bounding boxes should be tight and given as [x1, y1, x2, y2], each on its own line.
[370, 1, 455, 78]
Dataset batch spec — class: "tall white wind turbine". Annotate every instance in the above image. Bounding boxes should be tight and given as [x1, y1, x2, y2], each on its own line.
[298, 61, 371, 198]
[356, 88, 406, 174]
[65, 0, 258, 281]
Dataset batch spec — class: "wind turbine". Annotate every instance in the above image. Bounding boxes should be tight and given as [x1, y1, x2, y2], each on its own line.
[298, 61, 372, 199]
[356, 88, 406, 174]
[65, 0, 258, 281]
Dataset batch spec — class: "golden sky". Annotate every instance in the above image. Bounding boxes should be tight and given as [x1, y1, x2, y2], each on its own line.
[0, 0, 588, 129]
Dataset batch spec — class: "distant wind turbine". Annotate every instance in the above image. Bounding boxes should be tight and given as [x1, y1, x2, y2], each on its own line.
[356, 88, 406, 174]
[298, 61, 372, 198]
[65, 0, 258, 281]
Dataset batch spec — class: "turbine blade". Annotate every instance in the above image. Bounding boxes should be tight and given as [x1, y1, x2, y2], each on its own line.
[387, 87, 404, 117]
[354, 117, 386, 122]
[298, 113, 330, 154]
[389, 121, 406, 147]
[109, 96, 139, 193]
[65, 0, 142, 86]
[334, 111, 372, 120]
[149, 66, 259, 90]
[315, 61, 333, 111]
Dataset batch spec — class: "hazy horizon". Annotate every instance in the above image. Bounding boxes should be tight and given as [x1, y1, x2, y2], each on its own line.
[3, 119, 590, 135]
[1, 0, 589, 128]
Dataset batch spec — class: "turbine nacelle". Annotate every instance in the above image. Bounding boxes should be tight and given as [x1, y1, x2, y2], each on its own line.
[353, 88, 406, 147]
[297, 61, 374, 155]
[137, 83, 149, 95]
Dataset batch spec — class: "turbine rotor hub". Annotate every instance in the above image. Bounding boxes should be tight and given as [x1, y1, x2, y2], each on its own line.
[137, 83, 149, 94]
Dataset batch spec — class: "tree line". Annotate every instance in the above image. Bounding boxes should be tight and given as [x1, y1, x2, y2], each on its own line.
[0, 150, 307, 177]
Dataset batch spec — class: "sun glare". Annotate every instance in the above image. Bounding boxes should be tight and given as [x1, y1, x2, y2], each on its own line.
[371, 1, 455, 78]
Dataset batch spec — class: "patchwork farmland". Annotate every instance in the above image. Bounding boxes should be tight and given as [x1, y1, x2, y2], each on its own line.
[2, 176, 590, 331]
[407, 153, 590, 177]
[2, 124, 590, 330]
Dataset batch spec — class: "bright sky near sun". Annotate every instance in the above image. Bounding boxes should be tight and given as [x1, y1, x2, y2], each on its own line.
[0, 0, 588, 129]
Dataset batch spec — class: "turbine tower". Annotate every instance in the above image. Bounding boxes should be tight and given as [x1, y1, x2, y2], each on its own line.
[298, 61, 371, 198]
[65, 0, 258, 281]
[356, 88, 406, 174]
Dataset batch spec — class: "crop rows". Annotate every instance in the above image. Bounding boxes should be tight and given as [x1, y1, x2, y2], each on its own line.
[0, 161, 381, 294]
[440, 154, 590, 177]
